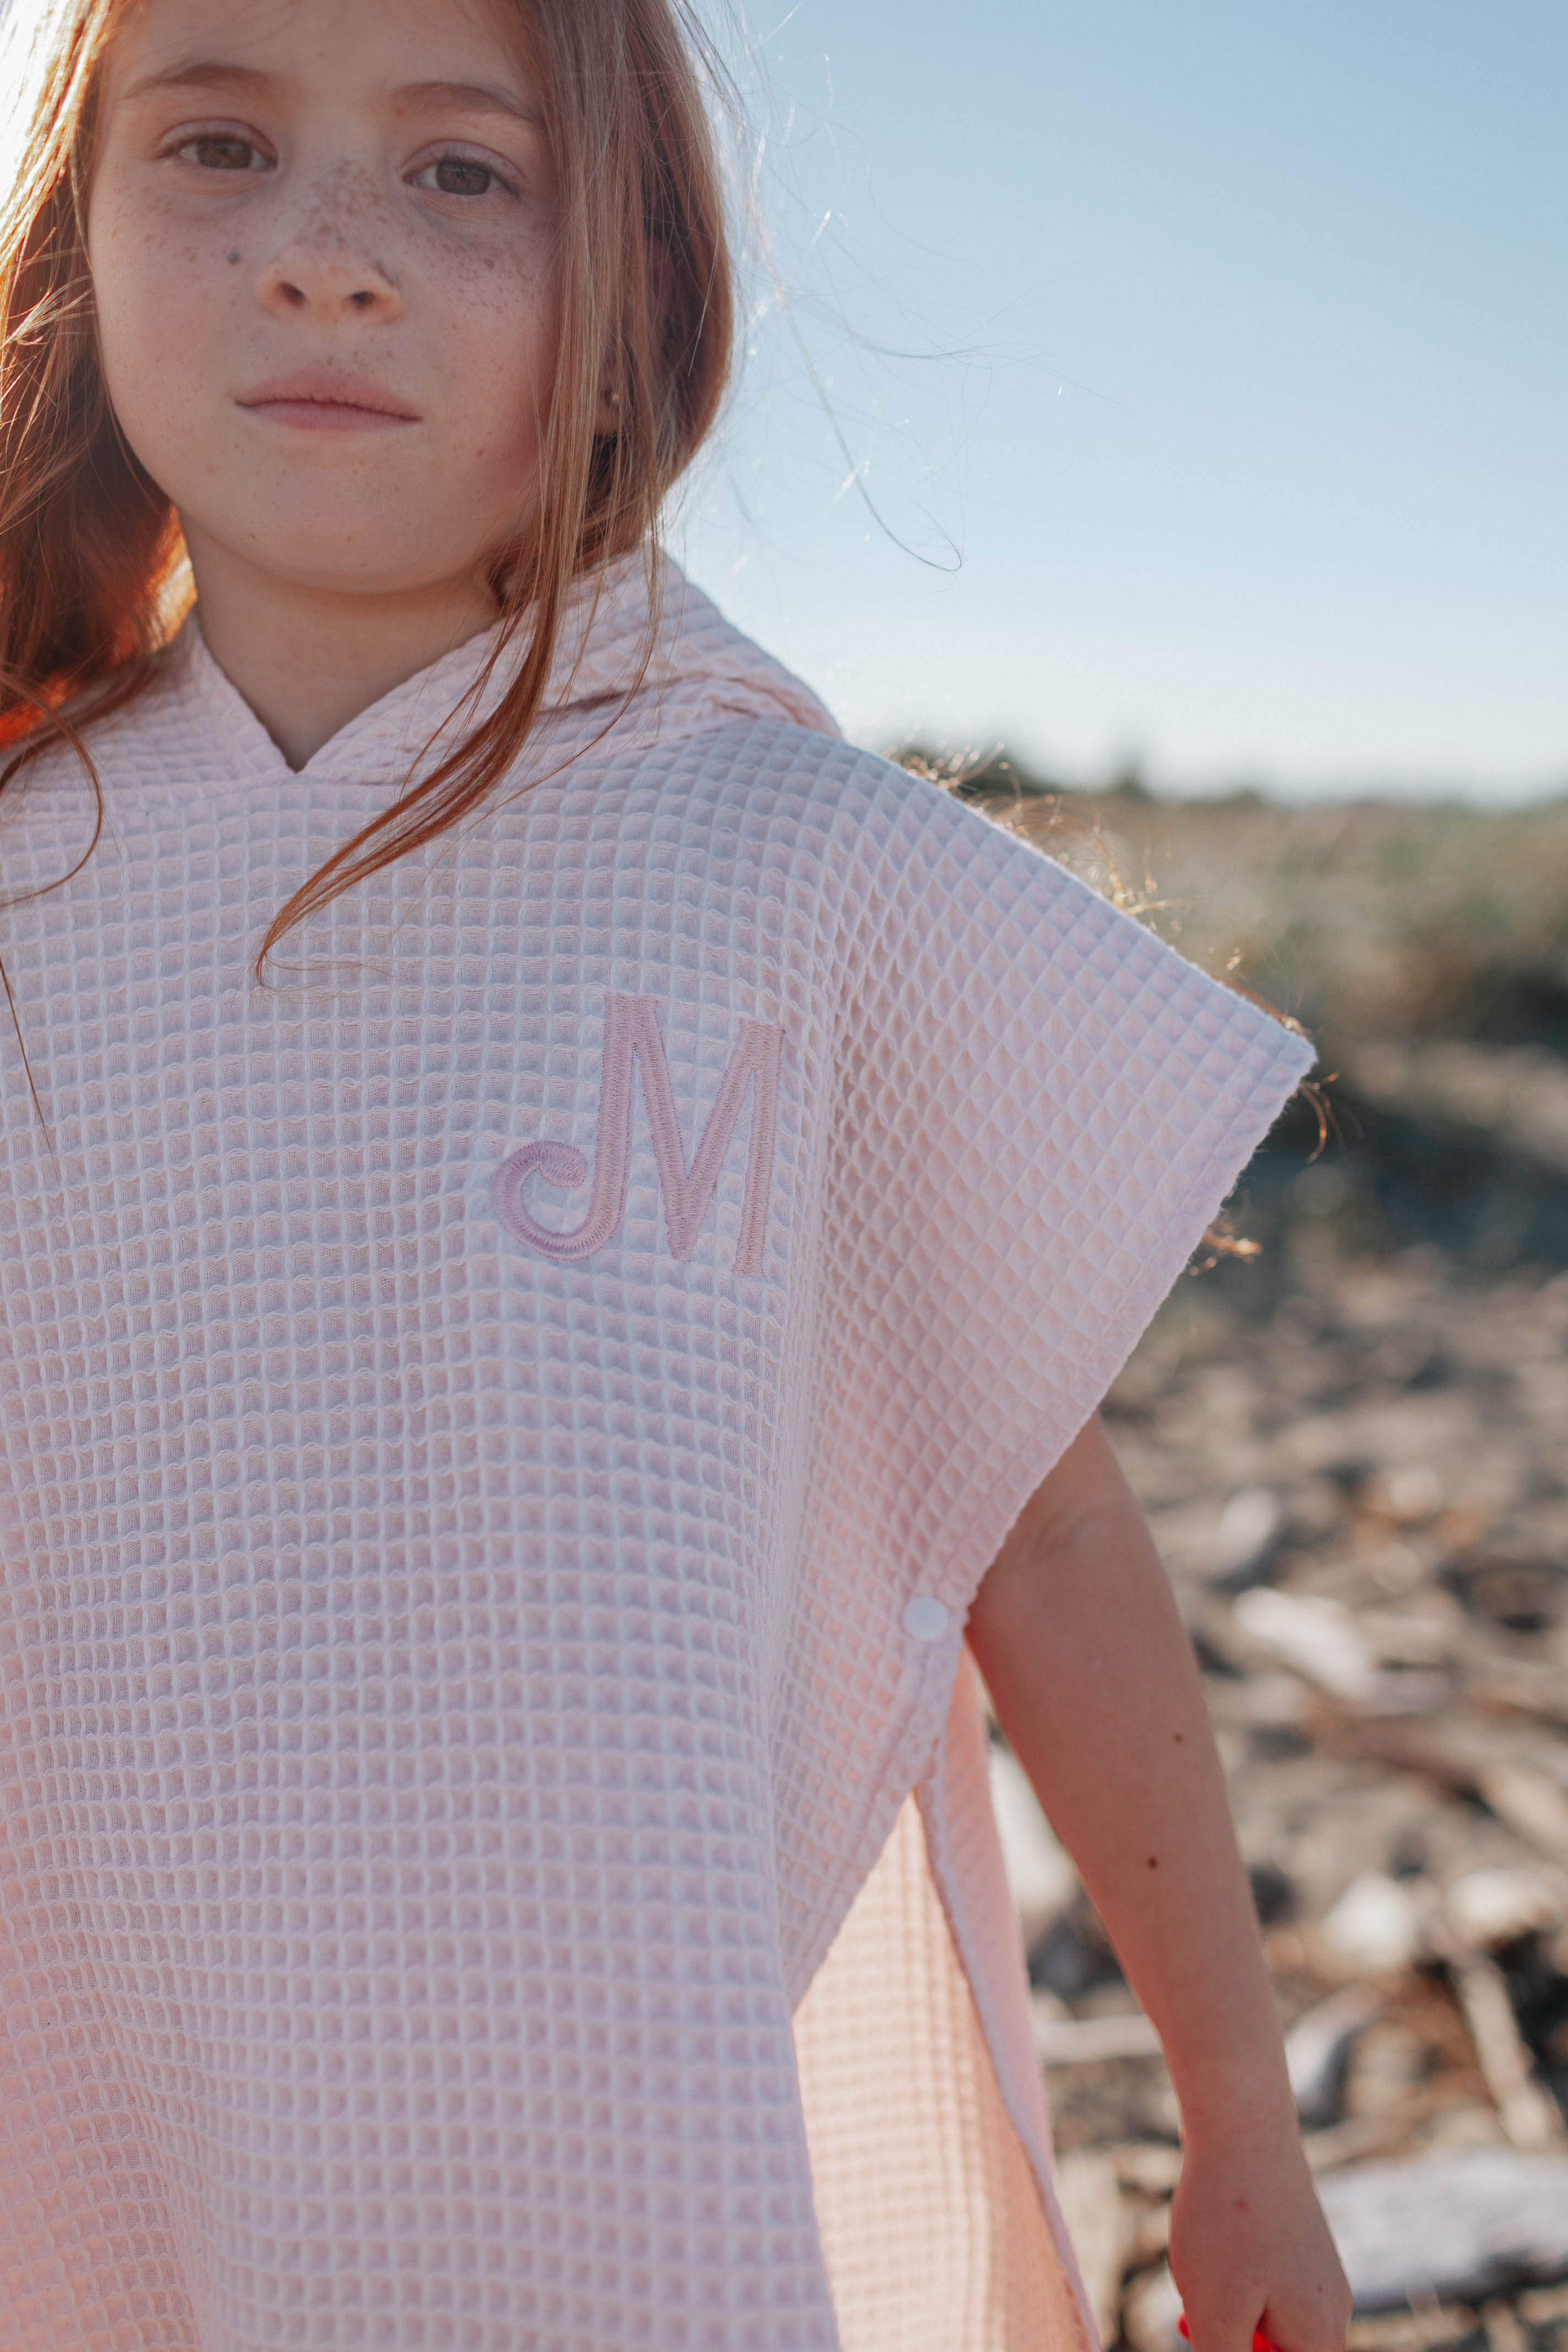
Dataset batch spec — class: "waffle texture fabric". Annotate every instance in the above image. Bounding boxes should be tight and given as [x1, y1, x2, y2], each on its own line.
[0, 556, 1312, 2351]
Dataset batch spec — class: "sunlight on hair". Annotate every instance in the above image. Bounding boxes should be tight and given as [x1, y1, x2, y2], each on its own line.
[0, 0, 742, 1119]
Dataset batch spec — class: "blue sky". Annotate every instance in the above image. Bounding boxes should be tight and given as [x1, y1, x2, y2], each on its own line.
[674, 3, 1568, 801]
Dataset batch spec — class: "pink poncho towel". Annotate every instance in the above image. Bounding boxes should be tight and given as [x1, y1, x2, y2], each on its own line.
[0, 557, 1311, 2349]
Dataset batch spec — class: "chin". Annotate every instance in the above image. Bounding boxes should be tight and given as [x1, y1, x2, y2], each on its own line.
[228, 513, 473, 600]
[274, 552, 475, 601]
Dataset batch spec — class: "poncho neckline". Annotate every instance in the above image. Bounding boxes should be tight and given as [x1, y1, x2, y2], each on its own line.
[171, 550, 837, 790]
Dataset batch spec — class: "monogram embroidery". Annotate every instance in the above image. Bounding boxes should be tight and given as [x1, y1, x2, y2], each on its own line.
[492, 994, 784, 1274]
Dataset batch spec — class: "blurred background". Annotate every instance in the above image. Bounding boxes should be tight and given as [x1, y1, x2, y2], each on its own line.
[678, 5, 1568, 2343]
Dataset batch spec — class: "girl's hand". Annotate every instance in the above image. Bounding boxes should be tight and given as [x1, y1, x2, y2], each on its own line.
[1169, 2115, 1352, 2352]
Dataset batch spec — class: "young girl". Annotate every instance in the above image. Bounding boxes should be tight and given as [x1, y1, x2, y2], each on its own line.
[0, 3, 1351, 2348]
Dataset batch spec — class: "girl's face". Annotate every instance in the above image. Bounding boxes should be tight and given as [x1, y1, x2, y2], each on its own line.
[89, 0, 568, 608]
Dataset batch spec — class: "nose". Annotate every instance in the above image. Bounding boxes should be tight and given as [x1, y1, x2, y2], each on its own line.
[255, 186, 403, 322]
[259, 249, 401, 320]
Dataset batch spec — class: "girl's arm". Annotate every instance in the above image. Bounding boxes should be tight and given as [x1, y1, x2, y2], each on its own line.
[966, 1414, 1352, 2352]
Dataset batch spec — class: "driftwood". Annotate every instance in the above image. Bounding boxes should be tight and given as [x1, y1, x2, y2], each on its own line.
[1033, 1999, 1164, 2066]
[1315, 2149, 1568, 2310]
[1428, 1926, 1567, 2153]
[1053, 2151, 1131, 2346]
[1283, 1986, 1380, 2128]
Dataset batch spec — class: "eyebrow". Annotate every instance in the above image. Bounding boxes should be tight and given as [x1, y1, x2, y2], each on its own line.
[119, 60, 544, 129]
[120, 58, 276, 105]
[396, 80, 546, 130]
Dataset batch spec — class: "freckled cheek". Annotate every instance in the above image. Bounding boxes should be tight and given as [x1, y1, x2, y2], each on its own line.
[98, 228, 229, 361]
[434, 262, 562, 453]
[97, 279, 238, 466]
[126, 298, 227, 415]
[438, 246, 558, 331]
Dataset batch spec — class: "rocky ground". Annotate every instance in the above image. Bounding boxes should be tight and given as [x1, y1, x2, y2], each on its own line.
[961, 778, 1568, 2351]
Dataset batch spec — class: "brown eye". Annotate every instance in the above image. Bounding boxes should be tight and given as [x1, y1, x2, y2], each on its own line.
[423, 157, 499, 197]
[184, 135, 266, 173]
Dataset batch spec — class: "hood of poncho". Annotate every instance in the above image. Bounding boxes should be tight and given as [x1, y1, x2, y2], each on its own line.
[172, 551, 839, 793]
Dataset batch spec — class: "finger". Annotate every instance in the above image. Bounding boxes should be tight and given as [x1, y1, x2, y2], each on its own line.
[1180, 2297, 1271, 2352]
[1179, 2318, 1276, 2352]
[1256, 2285, 1353, 2352]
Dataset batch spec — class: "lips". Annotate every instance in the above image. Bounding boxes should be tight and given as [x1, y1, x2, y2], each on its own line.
[237, 371, 420, 431]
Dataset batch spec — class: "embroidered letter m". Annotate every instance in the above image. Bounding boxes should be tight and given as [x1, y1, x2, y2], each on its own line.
[492, 994, 783, 1275]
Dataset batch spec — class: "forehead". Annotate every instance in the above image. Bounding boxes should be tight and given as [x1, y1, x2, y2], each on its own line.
[101, 0, 545, 115]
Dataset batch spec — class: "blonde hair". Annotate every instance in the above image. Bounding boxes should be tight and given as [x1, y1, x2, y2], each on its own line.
[0, 0, 734, 973]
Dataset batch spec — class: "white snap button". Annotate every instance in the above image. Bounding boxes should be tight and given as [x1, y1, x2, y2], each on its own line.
[902, 1596, 949, 1643]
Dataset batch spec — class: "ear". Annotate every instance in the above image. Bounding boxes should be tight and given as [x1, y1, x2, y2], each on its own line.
[595, 384, 621, 436]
